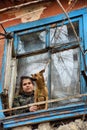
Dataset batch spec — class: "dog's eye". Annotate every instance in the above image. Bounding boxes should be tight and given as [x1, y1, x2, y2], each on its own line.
[40, 73, 42, 76]
[35, 74, 37, 76]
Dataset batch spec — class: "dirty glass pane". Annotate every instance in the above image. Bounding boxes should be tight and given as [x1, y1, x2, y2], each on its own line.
[51, 47, 80, 106]
[16, 53, 49, 89]
[50, 21, 79, 46]
[17, 30, 46, 54]
[16, 21, 81, 108]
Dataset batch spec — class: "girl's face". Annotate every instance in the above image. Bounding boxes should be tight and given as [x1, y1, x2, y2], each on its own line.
[22, 78, 34, 93]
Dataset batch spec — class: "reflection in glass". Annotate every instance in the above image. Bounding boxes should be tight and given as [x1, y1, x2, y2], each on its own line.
[17, 31, 46, 54]
[17, 53, 49, 88]
[51, 48, 80, 106]
[50, 22, 79, 46]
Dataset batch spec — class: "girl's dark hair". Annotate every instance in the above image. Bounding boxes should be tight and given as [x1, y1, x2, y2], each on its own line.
[19, 76, 34, 94]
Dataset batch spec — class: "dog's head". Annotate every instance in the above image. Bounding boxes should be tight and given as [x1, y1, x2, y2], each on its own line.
[31, 69, 45, 83]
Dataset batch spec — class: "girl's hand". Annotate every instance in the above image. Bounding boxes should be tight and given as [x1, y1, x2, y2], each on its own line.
[29, 105, 38, 112]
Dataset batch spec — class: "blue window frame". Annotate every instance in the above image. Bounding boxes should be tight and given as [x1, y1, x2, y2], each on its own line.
[1, 7, 87, 129]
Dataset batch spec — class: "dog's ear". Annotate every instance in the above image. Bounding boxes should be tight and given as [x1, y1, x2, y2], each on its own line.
[40, 69, 45, 74]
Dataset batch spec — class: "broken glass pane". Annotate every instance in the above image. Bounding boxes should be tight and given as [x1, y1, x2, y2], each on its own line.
[50, 21, 79, 46]
[17, 30, 46, 54]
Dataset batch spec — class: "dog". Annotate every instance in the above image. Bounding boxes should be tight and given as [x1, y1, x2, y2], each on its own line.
[31, 69, 48, 110]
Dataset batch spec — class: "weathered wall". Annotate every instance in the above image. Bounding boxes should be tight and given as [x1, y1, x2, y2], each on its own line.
[0, 0, 87, 77]
[6, 119, 87, 130]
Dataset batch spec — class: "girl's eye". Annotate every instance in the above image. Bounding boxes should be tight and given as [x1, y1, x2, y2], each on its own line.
[28, 82, 31, 85]
[23, 82, 31, 86]
[23, 83, 27, 86]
